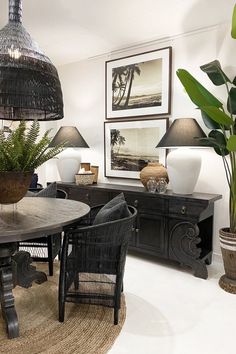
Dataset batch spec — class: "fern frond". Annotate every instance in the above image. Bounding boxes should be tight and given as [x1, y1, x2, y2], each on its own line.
[31, 144, 65, 170]
[25, 120, 40, 148]
[0, 120, 65, 172]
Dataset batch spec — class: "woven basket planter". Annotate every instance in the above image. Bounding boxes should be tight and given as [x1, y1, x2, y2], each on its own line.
[219, 227, 236, 294]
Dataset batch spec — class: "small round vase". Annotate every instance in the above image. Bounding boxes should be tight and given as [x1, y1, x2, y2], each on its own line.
[140, 162, 168, 189]
[0, 171, 33, 204]
[146, 177, 158, 193]
[157, 177, 168, 194]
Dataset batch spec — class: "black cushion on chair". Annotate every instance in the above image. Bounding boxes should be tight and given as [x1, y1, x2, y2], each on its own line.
[103, 192, 125, 207]
[93, 193, 130, 225]
[26, 182, 57, 198]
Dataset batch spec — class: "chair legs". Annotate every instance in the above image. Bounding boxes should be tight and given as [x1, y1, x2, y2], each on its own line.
[58, 269, 65, 322]
[114, 308, 119, 325]
[114, 287, 121, 325]
[113, 274, 123, 325]
[74, 274, 79, 290]
[58, 237, 69, 322]
[48, 259, 54, 277]
[59, 272, 123, 325]
[59, 299, 65, 322]
[47, 236, 54, 276]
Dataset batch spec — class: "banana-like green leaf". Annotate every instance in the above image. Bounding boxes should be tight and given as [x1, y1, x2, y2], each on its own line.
[227, 87, 236, 114]
[200, 60, 231, 86]
[176, 69, 223, 108]
[232, 76, 236, 86]
[201, 110, 221, 129]
[199, 137, 228, 156]
[227, 135, 236, 151]
[232, 4, 236, 39]
[201, 106, 233, 126]
[199, 137, 220, 147]
[200, 130, 229, 156]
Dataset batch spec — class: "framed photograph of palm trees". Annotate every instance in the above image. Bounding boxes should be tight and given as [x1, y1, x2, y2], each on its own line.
[105, 47, 172, 119]
[104, 117, 168, 179]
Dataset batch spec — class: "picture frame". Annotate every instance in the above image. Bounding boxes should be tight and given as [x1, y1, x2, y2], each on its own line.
[105, 47, 172, 119]
[104, 117, 169, 179]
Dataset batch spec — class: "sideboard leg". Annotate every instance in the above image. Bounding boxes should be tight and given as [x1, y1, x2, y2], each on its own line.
[204, 252, 213, 265]
[169, 221, 208, 279]
[0, 243, 19, 338]
[192, 261, 208, 279]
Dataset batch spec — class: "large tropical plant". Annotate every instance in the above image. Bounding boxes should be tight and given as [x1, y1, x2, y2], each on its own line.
[176, 5, 236, 234]
[0, 120, 65, 172]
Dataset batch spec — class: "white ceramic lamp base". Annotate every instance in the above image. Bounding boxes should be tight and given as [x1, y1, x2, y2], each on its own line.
[57, 149, 81, 183]
[167, 148, 201, 194]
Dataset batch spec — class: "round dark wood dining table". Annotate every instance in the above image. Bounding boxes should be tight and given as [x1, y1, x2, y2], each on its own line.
[0, 197, 90, 339]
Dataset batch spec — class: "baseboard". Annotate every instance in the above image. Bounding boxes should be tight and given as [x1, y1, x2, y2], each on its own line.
[213, 252, 223, 264]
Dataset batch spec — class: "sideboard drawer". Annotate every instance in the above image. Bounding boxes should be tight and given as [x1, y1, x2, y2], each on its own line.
[67, 187, 90, 203]
[124, 193, 165, 213]
[89, 190, 110, 207]
[64, 186, 110, 207]
[168, 200, 206, 219]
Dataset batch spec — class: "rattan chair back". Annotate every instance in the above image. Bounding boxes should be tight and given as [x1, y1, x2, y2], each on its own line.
[59, 205, 137, 325]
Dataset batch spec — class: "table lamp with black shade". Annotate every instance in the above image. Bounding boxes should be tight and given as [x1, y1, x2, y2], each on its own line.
[156, 118, 207, 194]
[49, 126, 89, 182]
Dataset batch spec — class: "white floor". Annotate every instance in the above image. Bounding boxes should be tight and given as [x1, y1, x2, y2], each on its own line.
[109, 253, 235, 354]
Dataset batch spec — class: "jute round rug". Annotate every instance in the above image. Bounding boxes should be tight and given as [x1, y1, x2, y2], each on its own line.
[0, 263, 126, 354]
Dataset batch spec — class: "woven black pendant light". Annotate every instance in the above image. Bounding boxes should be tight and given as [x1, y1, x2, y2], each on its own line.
[0, 0, 63, 121]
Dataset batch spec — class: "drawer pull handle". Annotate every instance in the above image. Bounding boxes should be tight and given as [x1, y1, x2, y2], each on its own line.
[181, 206, 186, 214]
[86, 193, 89, 199]
[135, 228, 139, 233]
[134, 200, 138, 207]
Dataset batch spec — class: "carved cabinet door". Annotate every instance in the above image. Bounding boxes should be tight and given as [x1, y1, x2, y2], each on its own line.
[135, 212, 167, 257]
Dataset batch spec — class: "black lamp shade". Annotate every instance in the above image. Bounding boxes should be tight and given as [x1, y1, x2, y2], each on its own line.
[156, 118, 207, 148]
[0, 0, 63, 121]
[49, 126, 89, 148]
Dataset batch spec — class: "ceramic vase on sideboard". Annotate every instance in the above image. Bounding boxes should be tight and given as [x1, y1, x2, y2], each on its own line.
[140, 162, 168, 189]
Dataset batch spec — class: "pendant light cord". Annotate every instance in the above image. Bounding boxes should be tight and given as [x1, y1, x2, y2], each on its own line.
[9, 0, 22, 23]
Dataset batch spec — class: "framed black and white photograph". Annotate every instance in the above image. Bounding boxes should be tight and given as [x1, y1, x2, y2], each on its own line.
[105, 47, 172, 119]
[104, 118, 168, 179]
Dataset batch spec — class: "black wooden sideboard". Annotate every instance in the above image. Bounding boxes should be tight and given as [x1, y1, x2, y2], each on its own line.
[55, 182, 222, 279]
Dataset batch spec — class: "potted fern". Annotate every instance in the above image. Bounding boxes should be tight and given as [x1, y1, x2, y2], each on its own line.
[0, 120, 64, 204]
[176, 5, 236, 293]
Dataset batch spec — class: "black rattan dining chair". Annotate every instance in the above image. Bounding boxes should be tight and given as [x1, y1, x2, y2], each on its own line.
[18, 188, 68, 276]
[58, 204, 137, 325]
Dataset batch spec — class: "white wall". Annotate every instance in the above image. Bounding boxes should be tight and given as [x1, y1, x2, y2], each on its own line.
[42, 23, 235, 257]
